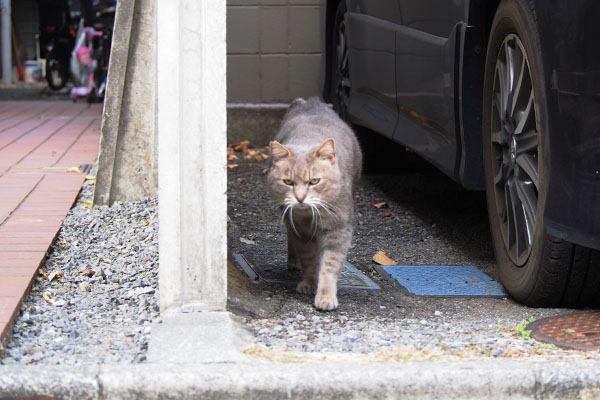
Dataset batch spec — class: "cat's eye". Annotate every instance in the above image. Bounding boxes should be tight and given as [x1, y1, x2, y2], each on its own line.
[283, 179, 293, 185]
[309, 178, 321, 185]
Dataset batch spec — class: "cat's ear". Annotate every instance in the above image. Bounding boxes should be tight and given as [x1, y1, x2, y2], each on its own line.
[270, 141, 290, 163]
[315, 138, 336, 164]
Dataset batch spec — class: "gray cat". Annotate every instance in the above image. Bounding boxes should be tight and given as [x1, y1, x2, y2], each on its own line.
[267, 97, 362, 310]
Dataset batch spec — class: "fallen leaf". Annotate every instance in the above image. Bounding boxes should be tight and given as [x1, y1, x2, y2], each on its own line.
[230, 140, 251, 153]
[227, 163, 239, 169]
[254, 153, 269, 161]
[372, 251, 397, 266]
[228, 154, 238, 161]
[381, 211, 391, 217]
[42, 291, 54, 304]
[82, 201, 92, 208]
[47, 271, 63, 282]
[374, 202, 387, 209]
[240, 237, 256, 245]
[38, 268, 49, 279]
[66, 166, 82, 173]
[142, 220, 149, 226]
[262, 168, 269, 175]
[81, 269, 96, 277]
[84, 175, 96, 181]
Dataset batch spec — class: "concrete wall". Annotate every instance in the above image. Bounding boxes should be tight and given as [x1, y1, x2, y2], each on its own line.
[227, 0, 322, 103]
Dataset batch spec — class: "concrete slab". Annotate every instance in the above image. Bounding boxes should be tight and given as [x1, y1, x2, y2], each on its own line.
[147, 311, 252, 364]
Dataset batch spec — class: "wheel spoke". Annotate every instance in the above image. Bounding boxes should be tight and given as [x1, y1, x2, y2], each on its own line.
[494, 165, 504, 187]
[515, 129, 538, 155]
[496, 61, 508, 118]
[505, 42, 515, 114]
[491, 129, 504, 146]
[510, 46, 526, 118]
[515, 89, 534, 135]
[508, 178, 532, 259]
[505, 180, 517, 252]
[515, 178, 537, 234]
[516, 153, 539, 190]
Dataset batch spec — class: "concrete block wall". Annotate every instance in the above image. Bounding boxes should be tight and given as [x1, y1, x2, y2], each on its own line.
[227, 0, 322, 103]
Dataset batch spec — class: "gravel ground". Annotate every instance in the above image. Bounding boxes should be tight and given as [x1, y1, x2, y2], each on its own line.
[226, 142, 600, 362]
[1, 179, 159, 365]
[1, 139, 599, 366]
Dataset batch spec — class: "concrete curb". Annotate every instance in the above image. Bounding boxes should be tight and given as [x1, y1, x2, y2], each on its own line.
[1, 360, 600, 399]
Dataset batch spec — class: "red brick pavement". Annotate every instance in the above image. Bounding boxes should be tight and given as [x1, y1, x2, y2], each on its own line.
[0, 100, 102, 349]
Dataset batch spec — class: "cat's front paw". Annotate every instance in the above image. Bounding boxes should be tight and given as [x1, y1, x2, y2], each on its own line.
[314, 293, 338, 311]
[296, 279, 316, 294]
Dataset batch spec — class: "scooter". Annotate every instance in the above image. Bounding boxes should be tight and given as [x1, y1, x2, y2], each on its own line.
[69, 6, 114, 102]
[69, 23, 102, 101]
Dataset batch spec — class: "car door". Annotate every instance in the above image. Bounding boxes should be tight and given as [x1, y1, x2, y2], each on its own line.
[393, 0, 467, 176]
[345, 1, 402, 139]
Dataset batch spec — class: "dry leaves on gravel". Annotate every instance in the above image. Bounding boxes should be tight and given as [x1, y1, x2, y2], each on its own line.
[372, 251, 397, 266]
[38, 269, 63, 282]
[227, 140, 270, 169]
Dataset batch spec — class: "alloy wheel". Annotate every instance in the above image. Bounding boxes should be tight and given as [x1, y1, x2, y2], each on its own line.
[490, 34, 540, 266]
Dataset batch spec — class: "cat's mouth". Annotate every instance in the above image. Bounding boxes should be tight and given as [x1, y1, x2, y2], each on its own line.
[294, 203, 310, 211]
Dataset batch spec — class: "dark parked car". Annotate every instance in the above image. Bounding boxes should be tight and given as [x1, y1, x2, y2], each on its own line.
[320, 0, 600, 307]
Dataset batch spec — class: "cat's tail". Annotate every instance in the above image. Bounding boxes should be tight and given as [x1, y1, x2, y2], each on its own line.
[288, 97, 330, 113]
[291, 97, 307, 106]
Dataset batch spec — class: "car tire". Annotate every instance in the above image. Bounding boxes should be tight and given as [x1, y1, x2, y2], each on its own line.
[328, 2, 404, 172]
[482, 0, 600, 307]
[329, 1, 350, 122]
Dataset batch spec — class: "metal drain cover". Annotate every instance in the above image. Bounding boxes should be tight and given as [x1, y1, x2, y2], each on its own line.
[233, 253, 380, 290]
[375, 265, 507, 297]
[529, 312, 600, 351]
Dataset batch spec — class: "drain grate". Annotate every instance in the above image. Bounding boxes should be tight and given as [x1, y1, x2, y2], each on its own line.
[232, 253, 380, 290]
[529, 312, 600, 351]
[375, 265, 507, 297]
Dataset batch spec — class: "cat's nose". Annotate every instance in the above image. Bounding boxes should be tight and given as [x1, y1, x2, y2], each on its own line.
[296, 195, 305, 203]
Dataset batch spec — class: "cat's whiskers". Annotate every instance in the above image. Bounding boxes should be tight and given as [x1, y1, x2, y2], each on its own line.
[288, 206, 302, 237]
[308, 204, 319, 240]
[310, 198, 340, 222]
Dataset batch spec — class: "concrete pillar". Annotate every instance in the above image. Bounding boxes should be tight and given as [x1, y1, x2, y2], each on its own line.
[157, 0, 227, 312]
[1, 0, 11, 84]
[93, 0, 157, 206]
